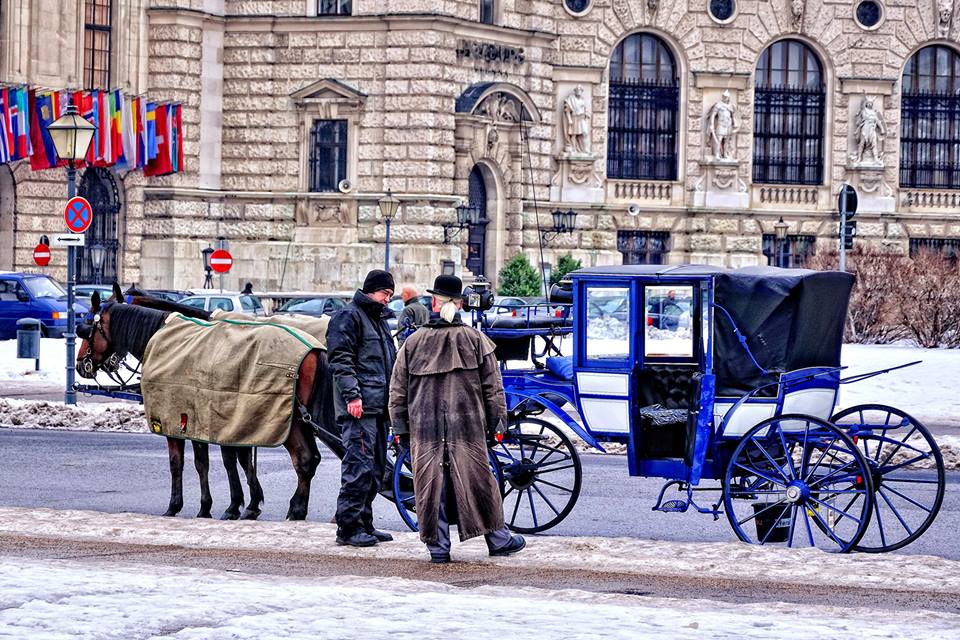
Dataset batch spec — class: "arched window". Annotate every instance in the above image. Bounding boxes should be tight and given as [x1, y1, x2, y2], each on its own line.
[607, 33, 679, 181]
[752, 39, 825, 185]
[900, 45, 960, 189]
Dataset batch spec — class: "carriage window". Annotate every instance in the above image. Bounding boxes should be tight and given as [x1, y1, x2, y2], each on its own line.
[644, 285, 693, 358]
[585, 287, 630, 359]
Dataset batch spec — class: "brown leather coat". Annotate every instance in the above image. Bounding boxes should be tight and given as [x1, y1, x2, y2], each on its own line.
[388, 317, 508, 543]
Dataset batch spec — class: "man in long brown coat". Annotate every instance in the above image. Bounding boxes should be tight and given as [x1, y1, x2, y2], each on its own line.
[388, 274, 526, 563]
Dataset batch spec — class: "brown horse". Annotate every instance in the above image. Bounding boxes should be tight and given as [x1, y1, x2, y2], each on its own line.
[77, 289, 335, 521]
[119, 286, 270, 521]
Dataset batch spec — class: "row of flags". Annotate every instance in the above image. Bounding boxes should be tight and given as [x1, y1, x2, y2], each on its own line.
[0, 86, 183, 177]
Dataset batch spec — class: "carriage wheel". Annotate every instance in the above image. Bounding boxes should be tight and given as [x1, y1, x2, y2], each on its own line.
[391, 446, 504, 533]
[493, 417, 583, 534]
[723, 414, 874, 553]
[831, 404, 946, 553]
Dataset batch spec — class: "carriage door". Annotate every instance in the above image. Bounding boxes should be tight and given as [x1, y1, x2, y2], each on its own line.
[574, 281, 636, 439]
[466, 166, 488, 277]
[76, 168, 120, 284]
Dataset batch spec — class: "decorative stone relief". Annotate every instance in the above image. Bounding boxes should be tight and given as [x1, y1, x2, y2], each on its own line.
[476, 92, 522, 124]
[851, 96, 886, 165]
[938, 0, 954, 37]
[562, 85, 591, 155]
[647, 0, 660, 14]
[613, 0, 631, 22]
[791, 0, 805, 30]
[705, 90, 740, 161]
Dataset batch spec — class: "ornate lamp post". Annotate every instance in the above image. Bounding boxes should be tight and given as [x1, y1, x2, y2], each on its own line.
[48, 101, 96, 405]
[542, 208, 578, 245]
[774, 217, 789, 268]
[378, 189, 400, 271]
[201, 245, 214, 289]
[443, 202, 479, 244]
[88, 244, 106, 285]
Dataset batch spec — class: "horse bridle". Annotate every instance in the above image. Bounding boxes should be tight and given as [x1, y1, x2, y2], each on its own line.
[78, 305, 128, 380]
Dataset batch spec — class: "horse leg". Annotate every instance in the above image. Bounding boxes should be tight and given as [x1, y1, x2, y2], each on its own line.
[282, 420, 321, 521]
[163, 438, 185, 517]
[193, 441, 213, 518]
[220, 446, 244, 520]
[238, 448, 265, 520]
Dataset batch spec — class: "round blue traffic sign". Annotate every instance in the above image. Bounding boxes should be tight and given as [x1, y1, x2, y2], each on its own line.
[64, 196, 93, 234]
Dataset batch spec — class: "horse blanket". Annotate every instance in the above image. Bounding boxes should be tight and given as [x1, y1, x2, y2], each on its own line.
[210, 309, 329, 346]
[141, 313, 323, 447]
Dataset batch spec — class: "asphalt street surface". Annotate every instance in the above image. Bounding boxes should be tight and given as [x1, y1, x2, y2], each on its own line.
[1, 428, 956, 561]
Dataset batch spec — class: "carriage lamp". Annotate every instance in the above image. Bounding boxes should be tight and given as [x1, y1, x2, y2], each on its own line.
[774, 217, 789, 268]
[89, 244, 106, 285]
[378, 189, 400, 270]
[542, 208, 578, 245]
[201, 245, 214, 289]
[443, 202, 479, 245]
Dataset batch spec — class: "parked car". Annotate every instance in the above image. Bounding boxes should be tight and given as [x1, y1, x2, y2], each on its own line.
[75, 284, 118, 304]
[273, 295, 350, 318]
[179, 292, 266, 316]
[0, 273, 89, 339]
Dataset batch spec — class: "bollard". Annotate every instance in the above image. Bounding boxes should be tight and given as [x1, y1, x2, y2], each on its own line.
[16, 318, 42, 372]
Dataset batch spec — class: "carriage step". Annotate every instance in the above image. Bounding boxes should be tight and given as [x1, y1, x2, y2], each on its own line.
[656, 499, 689, 513]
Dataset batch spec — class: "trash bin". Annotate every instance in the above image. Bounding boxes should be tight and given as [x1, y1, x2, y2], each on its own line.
[753, 501, 791, 543]
[16, 318, 41, 371]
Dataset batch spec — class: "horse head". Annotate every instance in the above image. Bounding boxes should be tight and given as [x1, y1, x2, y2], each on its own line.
[76, 286, 127, 379]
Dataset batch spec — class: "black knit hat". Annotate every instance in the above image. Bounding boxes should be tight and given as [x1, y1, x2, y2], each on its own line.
[427, 274, 463, 299]
[362, 269, 395, 294]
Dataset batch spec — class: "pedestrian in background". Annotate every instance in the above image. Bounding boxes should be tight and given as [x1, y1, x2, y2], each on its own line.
[388, 274, 526, 563]
[327, 269, 397, 547]
[241, 282, 253, 295]
[396, 284, 429, 345]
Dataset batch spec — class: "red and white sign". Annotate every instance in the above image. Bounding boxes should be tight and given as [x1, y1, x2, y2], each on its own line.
[209, 249, 233, 273]
[64, 196, 93, 234]
[33, 244, 51, 267]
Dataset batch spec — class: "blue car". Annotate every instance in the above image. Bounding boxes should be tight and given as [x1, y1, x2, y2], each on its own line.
[0, 273, 89, 340]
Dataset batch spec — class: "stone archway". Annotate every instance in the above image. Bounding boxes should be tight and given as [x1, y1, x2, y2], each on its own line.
[77, 168, 121, 284]
[0, 165, 14, 271]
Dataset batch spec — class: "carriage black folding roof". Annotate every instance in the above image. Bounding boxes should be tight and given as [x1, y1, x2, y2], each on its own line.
[569, 265, 855, 394]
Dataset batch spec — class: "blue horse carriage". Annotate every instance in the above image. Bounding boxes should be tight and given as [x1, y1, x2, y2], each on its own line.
[392, 265, 946, 553]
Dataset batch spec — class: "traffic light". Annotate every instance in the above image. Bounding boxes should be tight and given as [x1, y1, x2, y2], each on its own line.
[839, 220, 857, 251]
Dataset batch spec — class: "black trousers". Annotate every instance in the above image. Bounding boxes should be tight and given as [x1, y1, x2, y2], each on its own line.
[335, 414, 387, 538]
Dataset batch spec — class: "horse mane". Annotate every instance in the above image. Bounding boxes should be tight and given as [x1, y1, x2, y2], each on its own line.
[108, 304, 169, 361]
[131, 295, 211, 320]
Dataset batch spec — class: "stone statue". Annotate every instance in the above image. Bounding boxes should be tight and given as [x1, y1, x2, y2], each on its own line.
[853, 98, 886, 164]
[791, 0, 805, 30]
[938, 0, 954, 37]
[706, 90, 739, 160]
[648, 0, 659, 13]
[562, 85, 591, 155]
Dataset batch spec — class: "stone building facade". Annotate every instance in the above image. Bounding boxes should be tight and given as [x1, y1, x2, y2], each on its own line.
[2, 0, 960, 291]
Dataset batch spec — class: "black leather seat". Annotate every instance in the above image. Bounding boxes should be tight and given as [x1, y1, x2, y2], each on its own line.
[635, 365, 702, 461]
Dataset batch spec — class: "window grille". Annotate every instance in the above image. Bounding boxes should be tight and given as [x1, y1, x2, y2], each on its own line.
[617, 231, 670, 265]
[909, 237, 960, 262]
[317, 0, 351, 15]
[308, 120, 348, 193]
[83, 0, 112, 90]
[762, 234, 817, 268]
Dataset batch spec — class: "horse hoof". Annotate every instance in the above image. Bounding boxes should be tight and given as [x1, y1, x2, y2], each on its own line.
[220, 511, 240, 521]
[162, 510, 179, 517]
[285, 511, 307, 521]
[240, 509, 261, 521]
[197, 511, 212, 519]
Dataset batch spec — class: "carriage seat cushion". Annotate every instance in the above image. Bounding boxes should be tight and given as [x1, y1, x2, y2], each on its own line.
[546, 355, 574, 381]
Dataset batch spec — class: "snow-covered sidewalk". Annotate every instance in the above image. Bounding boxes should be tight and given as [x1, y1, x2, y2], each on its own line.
[1, 556, 958, 640]
[1, 507, 958, 596]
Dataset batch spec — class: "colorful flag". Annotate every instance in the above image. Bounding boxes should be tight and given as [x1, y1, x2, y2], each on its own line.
[0, 88, 11, 164]
[29, 91, 59, 170]
[174, 104, 183, 172]
[135, 97, 146, 168]
[10, 87, 31, 159]
[146, 102, 157, 160]
[98, 90, 112, 165]
[117, 94, 136, 171]
[111, 90, 125, 166]
[144, 103, 172, 176]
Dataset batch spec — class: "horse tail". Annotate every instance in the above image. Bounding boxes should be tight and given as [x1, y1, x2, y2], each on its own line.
[309, 348, 345, 458]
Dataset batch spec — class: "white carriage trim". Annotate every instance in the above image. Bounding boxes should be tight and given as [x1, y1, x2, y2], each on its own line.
[715, 400, 778, 437]
[580, 398, 631, 434]
[576, 372, 630, 397]
[781, 387, 838, 423]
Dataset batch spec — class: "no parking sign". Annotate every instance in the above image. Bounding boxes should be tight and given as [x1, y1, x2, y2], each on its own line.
[64, 197, 93, 234]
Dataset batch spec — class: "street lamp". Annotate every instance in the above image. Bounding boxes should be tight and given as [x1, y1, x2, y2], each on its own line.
[774, 217, 789, 268]
[378, 189, 400, 271]
[201, 245, 214, 289]
[89, 244, 106, 285]
[542, 208, 578, 245]
[48, 100, 96, 406]
[443, 202, 478, 244]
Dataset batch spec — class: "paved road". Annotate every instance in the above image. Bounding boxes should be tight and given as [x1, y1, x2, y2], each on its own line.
[1, 428, 956, 560]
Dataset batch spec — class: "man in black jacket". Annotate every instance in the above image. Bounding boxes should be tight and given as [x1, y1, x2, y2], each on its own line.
[327, 269, 398, 547]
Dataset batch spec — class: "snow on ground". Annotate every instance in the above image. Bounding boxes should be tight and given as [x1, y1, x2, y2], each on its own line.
[1, 556, 958, 640]
[0, 336, 138, 387]
[0, 398, 146, 432]
[1, 507, 958, 596]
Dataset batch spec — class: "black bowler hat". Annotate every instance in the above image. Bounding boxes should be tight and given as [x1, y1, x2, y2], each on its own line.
[427, 274, 463, 299]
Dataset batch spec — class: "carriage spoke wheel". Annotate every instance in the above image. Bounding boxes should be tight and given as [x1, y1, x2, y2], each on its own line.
[723, 414, 874, 553]
[832, 404, 946, 553]
[493, 417, 583, 534]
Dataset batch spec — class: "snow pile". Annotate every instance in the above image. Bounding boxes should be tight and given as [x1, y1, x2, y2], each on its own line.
[1, 507, 958, 595]
[1, 557, 958, 640]
[0, 399, 146, 433]
[586, 316, 628, 340]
